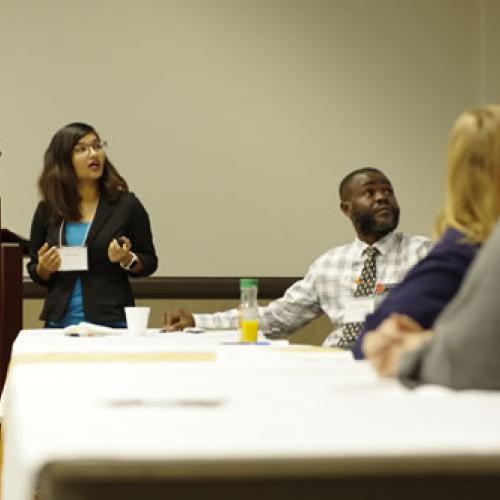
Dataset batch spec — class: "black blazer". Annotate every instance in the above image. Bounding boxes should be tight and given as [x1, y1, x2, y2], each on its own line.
[27, 192, 158, 324]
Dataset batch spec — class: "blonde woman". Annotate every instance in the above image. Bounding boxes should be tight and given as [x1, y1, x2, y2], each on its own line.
[356, 105, 500, 360]
[383, 218, 500, 389]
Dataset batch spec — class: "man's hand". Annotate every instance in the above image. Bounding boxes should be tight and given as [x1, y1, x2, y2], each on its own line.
[362, 313, 431, 378]
[36, 243, 61, 280]
[163, 309, 195, 331]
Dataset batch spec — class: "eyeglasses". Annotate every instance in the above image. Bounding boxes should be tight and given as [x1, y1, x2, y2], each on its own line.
[73, 141, 107, 156]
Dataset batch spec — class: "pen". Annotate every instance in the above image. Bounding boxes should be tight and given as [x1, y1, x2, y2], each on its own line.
[221, 341, 271, 345]
[159, 327, 205, 333]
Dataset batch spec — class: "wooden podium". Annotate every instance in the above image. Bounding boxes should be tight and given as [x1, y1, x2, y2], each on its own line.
[0, 201, 28, 393]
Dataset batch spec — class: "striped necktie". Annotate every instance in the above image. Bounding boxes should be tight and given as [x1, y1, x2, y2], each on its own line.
[337, 246, 379, 348]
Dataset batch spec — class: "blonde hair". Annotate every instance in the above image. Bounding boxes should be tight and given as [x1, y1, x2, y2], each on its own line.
[436, 105, 500, 243]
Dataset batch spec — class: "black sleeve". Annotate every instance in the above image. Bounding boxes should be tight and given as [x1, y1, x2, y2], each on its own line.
[27, 202, 53, 287]
[127, 194, 158, 277]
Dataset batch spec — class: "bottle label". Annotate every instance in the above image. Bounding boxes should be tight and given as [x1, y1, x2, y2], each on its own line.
[240, 319, 259, 343]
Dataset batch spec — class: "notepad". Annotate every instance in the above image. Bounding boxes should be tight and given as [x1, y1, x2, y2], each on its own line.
[63, 322, 117, 337]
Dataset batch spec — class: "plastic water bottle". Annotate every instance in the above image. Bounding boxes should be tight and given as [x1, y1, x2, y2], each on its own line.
[239, 278, 259, 342]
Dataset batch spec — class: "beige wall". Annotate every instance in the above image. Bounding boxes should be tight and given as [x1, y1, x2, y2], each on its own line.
[23, 298, 332, 345]
[482, 0, 500, 103]
[1, 0, 495, 278]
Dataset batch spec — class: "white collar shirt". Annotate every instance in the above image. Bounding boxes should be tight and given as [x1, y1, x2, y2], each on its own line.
[194, 231, 432, 346]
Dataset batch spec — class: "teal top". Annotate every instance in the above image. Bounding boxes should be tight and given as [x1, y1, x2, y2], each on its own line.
[47, 223, 126, 328]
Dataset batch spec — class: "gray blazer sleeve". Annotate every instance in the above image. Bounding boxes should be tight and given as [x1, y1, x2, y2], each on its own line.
[398, 220, 500, 390]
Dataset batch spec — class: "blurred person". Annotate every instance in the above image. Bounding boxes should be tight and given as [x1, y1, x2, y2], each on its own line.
[363, 218, 500, 389]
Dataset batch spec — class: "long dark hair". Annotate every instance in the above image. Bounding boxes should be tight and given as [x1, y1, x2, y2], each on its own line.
[38, 122, 128, 222]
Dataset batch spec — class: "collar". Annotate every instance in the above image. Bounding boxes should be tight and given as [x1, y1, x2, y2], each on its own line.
[352, 231, 400, 259]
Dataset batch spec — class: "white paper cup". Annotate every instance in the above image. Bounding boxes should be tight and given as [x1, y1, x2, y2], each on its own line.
[124, 307, 150, 336]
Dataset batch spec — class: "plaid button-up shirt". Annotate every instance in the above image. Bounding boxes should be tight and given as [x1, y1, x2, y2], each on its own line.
[194, 231, 432, 346]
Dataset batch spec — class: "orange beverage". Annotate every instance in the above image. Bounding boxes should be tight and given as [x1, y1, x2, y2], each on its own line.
[240, 319, 259, 343]
[239, 278, 259, 342]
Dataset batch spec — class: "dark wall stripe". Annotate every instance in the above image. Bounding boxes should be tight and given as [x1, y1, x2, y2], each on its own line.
[23, 277, 301, 300]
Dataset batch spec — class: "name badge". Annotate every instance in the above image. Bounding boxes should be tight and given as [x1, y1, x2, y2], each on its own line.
[58, 246, 88, 271]
[343, 297, 375, 323]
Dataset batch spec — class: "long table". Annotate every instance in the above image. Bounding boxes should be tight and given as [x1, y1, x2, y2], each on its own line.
[3, 329, 500, 500]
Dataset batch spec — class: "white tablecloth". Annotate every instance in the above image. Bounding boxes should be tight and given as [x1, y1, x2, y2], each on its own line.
[3, 329, 500, 500]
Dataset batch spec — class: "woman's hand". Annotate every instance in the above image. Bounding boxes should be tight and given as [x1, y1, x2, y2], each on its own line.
[363, 314, 432, 378]
[108, 236, 133, 266]
[36, 243, 61, 280]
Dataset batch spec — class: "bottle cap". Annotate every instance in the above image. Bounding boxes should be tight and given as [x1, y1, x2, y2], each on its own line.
[240, 278, 258, 288]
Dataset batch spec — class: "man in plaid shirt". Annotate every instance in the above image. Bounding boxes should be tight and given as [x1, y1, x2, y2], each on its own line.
[163, 168, 432, 347]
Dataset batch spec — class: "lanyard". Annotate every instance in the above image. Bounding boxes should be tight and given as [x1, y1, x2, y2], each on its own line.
[58, 202, 98, 247]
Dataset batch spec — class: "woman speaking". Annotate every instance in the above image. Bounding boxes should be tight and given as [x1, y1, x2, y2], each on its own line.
[27, 122, 158, 327]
